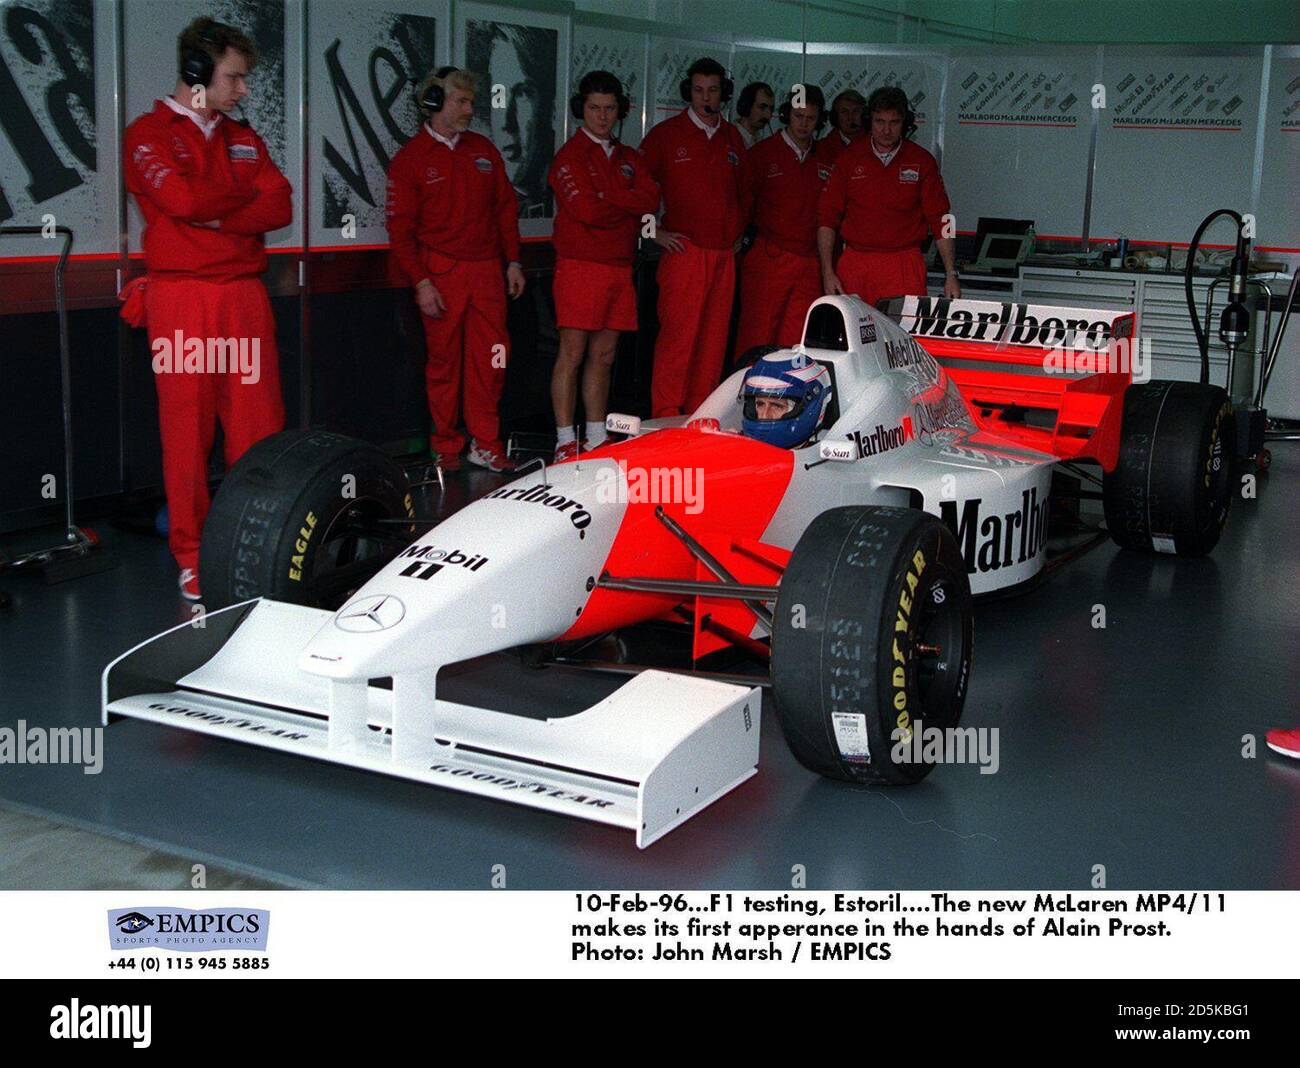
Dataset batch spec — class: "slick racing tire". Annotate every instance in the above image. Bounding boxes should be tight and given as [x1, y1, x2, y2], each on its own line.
[1102, 380, 1234, 557]
[200, 430, 414, 609]
[771, 506, 973, 785]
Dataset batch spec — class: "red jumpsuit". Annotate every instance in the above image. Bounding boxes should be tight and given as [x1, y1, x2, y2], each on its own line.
[813, 130, 858, 169]
[124, 99, 290, 574]
[817, 138, 950, 305]
[640, 110, 746, 417]
[548, 129, 660, 331]
[386, 126, 520, 457]
[735, 130, 827, 358]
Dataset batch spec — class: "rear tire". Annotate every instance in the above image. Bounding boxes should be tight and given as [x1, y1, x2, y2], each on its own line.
[199, 430, 414, 609]
[1103, 380, 1233, 557]
[771, 506, 973, 784]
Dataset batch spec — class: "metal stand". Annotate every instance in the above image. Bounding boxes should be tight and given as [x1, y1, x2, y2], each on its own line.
[0, 225, 116, 584]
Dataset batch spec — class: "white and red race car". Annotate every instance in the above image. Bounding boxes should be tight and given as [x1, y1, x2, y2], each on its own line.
[103, 295, 1234, 846]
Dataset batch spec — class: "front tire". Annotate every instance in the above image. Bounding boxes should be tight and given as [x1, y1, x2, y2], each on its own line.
[200, 430, 414, 609]
[771, 506, 973, 784]
[1103, 380, 1233, 557]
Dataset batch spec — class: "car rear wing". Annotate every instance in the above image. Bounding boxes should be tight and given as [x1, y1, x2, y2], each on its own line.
[888, 296, 1138, 470]
[103, 599, 761, 848]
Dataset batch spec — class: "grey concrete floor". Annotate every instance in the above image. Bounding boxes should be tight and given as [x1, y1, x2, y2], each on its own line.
[0, 450, 1297, 889]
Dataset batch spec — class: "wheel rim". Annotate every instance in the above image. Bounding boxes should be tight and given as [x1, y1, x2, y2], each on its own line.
[306, 496, 408, 609]
[913, 574, 967, 726]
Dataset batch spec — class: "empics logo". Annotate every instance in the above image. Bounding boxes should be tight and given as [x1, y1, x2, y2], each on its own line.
[50, 1000, 151, 1048]
[107, 907, 270, 951]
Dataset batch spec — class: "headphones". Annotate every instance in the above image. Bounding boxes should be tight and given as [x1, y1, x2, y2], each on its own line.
[679, 59, 733, 106]
[777, 84, 828, 132]
[865, 85, 917, 139]
[736, 82, 773, 119]
[179, 26, 220, 88]
[418, 66, 461, 113]
[570, 70, 631, 122]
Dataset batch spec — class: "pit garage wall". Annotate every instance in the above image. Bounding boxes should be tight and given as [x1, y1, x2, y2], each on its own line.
[0, 0, 1295, 529]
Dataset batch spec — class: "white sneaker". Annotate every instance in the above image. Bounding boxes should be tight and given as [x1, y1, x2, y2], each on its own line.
[465, 439, 516, 472]
[178, 568, 201, 601]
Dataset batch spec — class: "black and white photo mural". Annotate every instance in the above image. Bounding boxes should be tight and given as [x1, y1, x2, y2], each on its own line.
[309, 0, 444, 247]
[456, 2, 569, 234]
[0, 0, 116, 254]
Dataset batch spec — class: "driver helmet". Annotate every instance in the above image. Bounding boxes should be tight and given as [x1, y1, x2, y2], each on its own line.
[741, 350, 833, 448]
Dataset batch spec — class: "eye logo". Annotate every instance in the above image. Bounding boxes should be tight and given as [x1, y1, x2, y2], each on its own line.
[114, 911, 155, 933]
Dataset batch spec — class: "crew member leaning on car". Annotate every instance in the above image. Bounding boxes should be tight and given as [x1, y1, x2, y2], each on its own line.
[733, 85, 828, 357]
[547, 71, 660, 463]
[123, 16, 291, 602]
[385, 66, 524, 473]
[818, 85, 961, 305]
[640, 57, 746, 418]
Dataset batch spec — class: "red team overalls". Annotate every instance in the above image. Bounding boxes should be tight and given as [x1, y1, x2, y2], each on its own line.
[385, 126, 521, 458]
[818, 137, 951, 305]
[124, 99, 290, 574]
[735, 130, 827, 357]
[640, 110, 746, 417]
[548, 129, 660, 331]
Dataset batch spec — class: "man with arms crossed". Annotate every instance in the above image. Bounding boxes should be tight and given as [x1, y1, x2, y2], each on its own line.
[124, 16, 291, 600]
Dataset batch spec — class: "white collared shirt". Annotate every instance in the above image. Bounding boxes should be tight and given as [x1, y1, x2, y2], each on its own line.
[871, 139, 900, 167]
[738, 124, 756, 150]
[780, 129, 810, 163]
[687, 106, 722, 139]
[580, 125, 614, 158]
[164, 94, 222, 140]
[425, 122, 460, 151]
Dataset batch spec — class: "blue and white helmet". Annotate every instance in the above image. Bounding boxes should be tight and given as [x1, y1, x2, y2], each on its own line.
[741, 350, 833, 449]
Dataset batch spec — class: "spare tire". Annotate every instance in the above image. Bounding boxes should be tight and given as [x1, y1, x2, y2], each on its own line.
[1103, 380, 1234, 557]
[771, 505, 973, 785]
[199, 430, 414, 609]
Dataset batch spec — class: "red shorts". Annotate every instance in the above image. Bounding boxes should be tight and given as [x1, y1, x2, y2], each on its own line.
[553, 257, 637, 332]
[836, 246, 928, 306]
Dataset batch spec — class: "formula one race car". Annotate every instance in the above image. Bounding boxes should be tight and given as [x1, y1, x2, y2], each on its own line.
[103, 295, 1234, 846]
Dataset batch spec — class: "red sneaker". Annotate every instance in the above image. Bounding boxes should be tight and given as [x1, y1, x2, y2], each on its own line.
[1266, 729, 1300, 759]
[437, 451, 461, 472]
[178, 568, 201, 601]
[466, 439, 516, 472]
[553, 439, 580, 463]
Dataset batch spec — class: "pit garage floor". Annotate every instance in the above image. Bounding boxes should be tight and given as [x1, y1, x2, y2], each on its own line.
[1, 451, 1297, 890]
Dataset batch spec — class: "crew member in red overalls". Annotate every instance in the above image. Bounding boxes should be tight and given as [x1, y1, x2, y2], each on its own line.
[640, 57, 746, 418]
[812, 89, 865, 168]
[734, 85, 828, 359]
[386, 67, 524, 473]
[818, 85, 961, 306]
[548, 71, 660, 462]
[123, 17, 290, 600]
